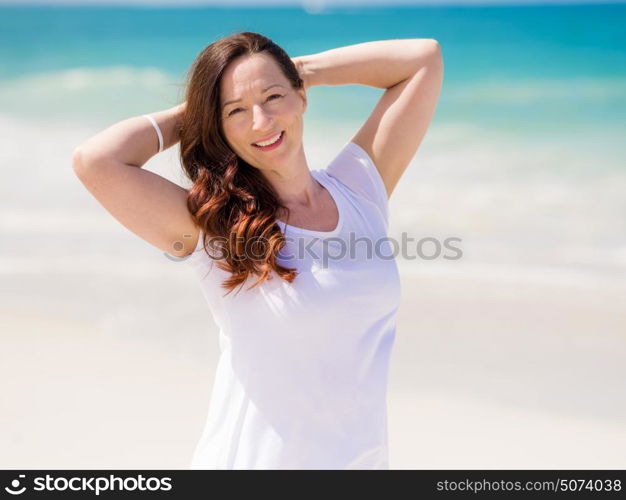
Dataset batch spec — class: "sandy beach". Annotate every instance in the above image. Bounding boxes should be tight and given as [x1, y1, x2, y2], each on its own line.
[2, 258, 625, 469]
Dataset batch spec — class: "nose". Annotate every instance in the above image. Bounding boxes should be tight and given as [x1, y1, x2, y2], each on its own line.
[251, 103, 273, 132]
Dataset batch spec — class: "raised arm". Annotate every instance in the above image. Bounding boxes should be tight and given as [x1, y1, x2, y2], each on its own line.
[292, 39, 443, 198]
[72, 101, 200, 258]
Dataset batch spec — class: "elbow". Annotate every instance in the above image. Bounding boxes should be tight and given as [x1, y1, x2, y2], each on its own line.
[427, 39, 442, 60]
[72, 146, 106, 177]
[410, 38, 443, 72]
[425, 39, 443, 76]
[415, 38, 442, 61]
[72, 147, 83, 166]
[71, 147, 86, 177]
[71, 147, 98, 180]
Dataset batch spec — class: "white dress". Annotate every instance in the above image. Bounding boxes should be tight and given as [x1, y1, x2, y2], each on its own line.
[185, 141, 402, 469]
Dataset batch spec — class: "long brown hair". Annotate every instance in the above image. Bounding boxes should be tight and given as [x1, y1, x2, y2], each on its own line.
[179, 31, 303, 296]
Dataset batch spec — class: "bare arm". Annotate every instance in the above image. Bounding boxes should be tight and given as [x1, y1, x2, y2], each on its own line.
[75, 102, 186, 168]
[293, 39, 437, 90]
[72, 101, 200, 258]
[293, 39, 443, 197]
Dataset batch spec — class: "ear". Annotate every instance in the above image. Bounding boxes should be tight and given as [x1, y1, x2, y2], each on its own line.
[297, 88, 307, 114]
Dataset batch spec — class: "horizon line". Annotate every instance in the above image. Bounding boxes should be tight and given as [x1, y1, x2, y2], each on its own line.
[1, 0, 625, 6]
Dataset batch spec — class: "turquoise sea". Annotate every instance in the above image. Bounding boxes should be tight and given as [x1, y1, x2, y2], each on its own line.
[1, 2, 625, 281]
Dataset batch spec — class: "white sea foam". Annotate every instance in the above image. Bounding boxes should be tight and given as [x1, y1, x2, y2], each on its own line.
[444, 76, 626, 104]
[0, 66, 183, 124]
[1, 105, 624, 286]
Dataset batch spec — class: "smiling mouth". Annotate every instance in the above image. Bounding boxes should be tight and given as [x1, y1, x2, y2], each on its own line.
[252, 131, 285, 150]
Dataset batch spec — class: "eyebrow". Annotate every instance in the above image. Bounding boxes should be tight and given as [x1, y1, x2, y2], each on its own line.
[222, 84, 285, 110]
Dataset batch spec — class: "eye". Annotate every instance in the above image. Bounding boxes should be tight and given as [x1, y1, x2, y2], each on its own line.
[227, 94, 283, 117]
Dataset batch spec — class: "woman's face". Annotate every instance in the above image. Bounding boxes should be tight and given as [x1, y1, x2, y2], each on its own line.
[219, 52, 307, 172]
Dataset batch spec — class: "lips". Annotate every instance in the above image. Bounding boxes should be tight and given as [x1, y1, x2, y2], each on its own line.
[251, 131, 283, 146]
[252, 131, 285, 151]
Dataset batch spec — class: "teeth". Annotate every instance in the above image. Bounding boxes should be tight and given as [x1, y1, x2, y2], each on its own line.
[254, 132, 282, 147]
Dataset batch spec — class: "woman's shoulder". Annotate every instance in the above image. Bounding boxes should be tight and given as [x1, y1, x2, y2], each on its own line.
[322, 141, 390, 226]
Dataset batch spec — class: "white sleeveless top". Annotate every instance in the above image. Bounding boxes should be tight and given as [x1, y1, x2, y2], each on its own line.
[185, 141, 401, 469]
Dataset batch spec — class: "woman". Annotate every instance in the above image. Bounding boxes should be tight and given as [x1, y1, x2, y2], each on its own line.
[72, 31, 443, 469]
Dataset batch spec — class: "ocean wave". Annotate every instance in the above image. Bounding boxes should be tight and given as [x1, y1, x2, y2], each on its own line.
[0, 65, 178, 91]
[0, 66, 184, 123]
[444, 76, 626, 104]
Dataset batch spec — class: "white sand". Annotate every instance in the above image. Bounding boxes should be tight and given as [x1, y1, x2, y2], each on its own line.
[1, 260, 625, 469]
